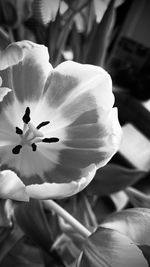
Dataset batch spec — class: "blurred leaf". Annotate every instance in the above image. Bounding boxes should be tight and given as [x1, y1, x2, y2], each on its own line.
[73, 0, 95, 34]
[70, 25, 81, 62]
[86, 163, 146, 196]
[0, 228, 11, 246]
[0, 0, 33, 27]
[0, 28, 10, 49]
[100, 208, 150, 266]
[78, 227, 148, 267]
[33, 0, 60, 24]
[50, 194, 97, 266]
[0, 235, 44, 267]
[60, 194, 97, 231]
[16, 0, 33, 24]
[47, 15, 62, 64]
[138, 245, 150, 266]
[110, 190, 128, 211]
[14, 199, 53, 251]
[125, 187, 150, 208]
[93, 196, 116, 223]
[101, 208, 150, 246]
[84, 0, 115, 66]
[52, 233, 81, 266]
[0, 224, 24, 263]
[92, 192, 128, 224]
[0, 200, 13, 227]
[15, 199, 65, 266]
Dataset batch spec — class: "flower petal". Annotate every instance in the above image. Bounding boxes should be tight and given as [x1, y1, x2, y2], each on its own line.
[0, 87, 11, 102]
[0, 41, 52, 110]
[10, 41, 52, 103]
[0, 170, 29, 201]
[43, 60, 114, 113]
[26, 164, 96, 199]
[41, 108, 121, 181]
[59, 108, 121, 169]
[0, 41, 52, 137]
[0, 42, 24, 70]
[26, 107, 120, 185]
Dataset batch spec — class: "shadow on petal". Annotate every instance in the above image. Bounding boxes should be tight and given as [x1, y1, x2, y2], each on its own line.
[26, 164, 96, 199]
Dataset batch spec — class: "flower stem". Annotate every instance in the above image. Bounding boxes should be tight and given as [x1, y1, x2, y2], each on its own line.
[43, 199, 91, 238]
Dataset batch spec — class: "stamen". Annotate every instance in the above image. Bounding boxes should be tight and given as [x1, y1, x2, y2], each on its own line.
[37, 121, 50, 129]
[42, 137, 59, 143]
[31, 143, 37, 151]
[12, 145, 22, 154]
[28, 123, 44, 138]
[16, 127, 23, 135]
[22, 107, 30, 124]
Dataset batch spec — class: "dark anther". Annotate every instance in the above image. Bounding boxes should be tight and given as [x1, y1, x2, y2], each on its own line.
[22, 107, 30, 124]
[12, 145, 22, 154]
[37, 121, 50, 129]
[31, 143, 37, 151]
[16, 127, 23, 135]
[42, 137, 59, 143]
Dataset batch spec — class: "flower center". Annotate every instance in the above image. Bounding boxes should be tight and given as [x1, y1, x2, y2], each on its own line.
[12, 107, 59, 154]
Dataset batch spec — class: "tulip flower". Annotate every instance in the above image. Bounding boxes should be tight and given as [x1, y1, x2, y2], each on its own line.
[0, 40, 121, 201]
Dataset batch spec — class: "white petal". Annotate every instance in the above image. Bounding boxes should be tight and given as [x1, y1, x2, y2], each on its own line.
[0, 170, 29, 201]
[26, 164, 96, 199]
[0, 87, 11, 102]
[0, 43, 24, 70]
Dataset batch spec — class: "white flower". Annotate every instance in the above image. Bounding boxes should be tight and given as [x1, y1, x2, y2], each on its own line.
[0, 41, 121, 201]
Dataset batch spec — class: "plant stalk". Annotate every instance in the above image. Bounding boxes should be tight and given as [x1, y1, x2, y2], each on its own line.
[43, 199, 92, 238]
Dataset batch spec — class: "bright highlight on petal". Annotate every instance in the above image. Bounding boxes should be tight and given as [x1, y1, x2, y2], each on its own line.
[0, 42, 23, 70]
[0, 40, 122, 200]
[0, 170, 29, 201]
[0, 86, 11, 102]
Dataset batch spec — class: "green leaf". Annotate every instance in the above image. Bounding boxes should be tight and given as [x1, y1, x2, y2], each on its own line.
[0, 235, 44, 267]
[125, 187, 150, 208]
[14, 199, 65, 266]
[33, 0, 60, 24]
[14, 199, 53, 251]
[101, 208, 150, 246]
[0, 29, 10, 49]
[86, 164, 145, 196]
[138, 245, 150, 266]
[93, 196, 115, 223]
[0, 224, 24, 263]
[84, 0, 115, 66]
[0, 200, 13, 228]
[78, 227, 148, 267]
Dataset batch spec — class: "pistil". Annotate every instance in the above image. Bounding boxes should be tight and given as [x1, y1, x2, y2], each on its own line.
[12, 107, 59, 155]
